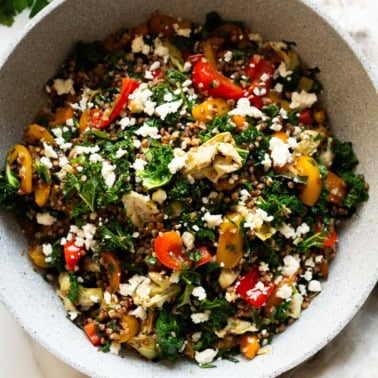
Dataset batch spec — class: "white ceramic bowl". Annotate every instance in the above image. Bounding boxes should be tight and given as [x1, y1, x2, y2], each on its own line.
[0, 1, 377, 377]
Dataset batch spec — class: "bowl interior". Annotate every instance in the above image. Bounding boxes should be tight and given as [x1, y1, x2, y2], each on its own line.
[0, 1, 377, 377]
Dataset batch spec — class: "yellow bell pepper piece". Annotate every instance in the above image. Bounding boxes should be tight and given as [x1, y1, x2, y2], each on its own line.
[49, 106, 74, 126]
[240, 335, 260, 360]
[269, 91, 291, 111]
[271, 131, 288, 143]
[293, 155, 322, 206]
[24, 124, 55, 145]
[7, 144, 33, 194]
[298, 76, 314, 92]
[79, 109, 90, 134]
[192, 98, 230, 124]
[28, 245, 48, 268]
[203, 40, 217, 67]
[119, 314, 139, 343]
[35, 180, 51, 207]
[216, 213, 244, 269]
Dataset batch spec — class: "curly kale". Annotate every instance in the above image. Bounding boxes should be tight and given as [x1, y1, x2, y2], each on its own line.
[332, 139, 359, 173]
[156, 307, 187, 361]
[340, 171, 369, 216]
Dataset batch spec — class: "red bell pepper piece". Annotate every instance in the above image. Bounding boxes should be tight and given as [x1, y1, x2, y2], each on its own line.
[194, 246, 212, 267]
[83, 321, 101, 346]
[315, 222, 338, 248]
[192, 57, 244, 100]
[64, 240, 84, 272]
[235, 269, 274, 308]
[154, 231, 192, 270]
[299, 109, 313, 125]
[91, 77, 139, 129]
[245, 55, 275, 109]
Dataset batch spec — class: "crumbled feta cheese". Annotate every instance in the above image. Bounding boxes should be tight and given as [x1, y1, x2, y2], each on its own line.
[244, 208, 273, 231]
[155, 99, 183, 120]
[276, 284, 293, 299]
[53, 78, 75, 95]
[303, 269, 313, 281]
[43, 142, 58, 159]
[281, 255, 300, 276]
[131, 158, 148, 171]
[277, 62, 292, 78]
[89, 153, 104, 163]
[36, 212, 56, 226]
[191, 311, 210, 324]
[89, 295, 100, 303]
[110, 342, 121, 355]
[246, 281, 271, 302]
[104, 291, 112, 305]
[183, 61, 192, 72]
[151, 189, 167, 204]
[261, 153, 272, 171]
[202, 212, 223, 229]
[289, 293, 303, 318]
[131, 35, 150, 55]
[149, 61, 161, 71]
[192, 225, 200, 232]
[153, 38, 169, 62]
[224, 50, 233, 62]
[315, 255, 323, 263]
[305, 257, 315, 267]
[298, 284, 307, 296]
[173, 23, 191, 37]
[274, 83, 284, 93]
[182, 231, 195, 250]
[101, 161, 116, 187]
[119, 275, 145, 296]
[259, 261, 269, 272]
[128, 83, 156, 115]
[195, 348, 218, 365]
[290, 90, 317, 109]
[75, 145, 100, 155]
[133, 139, 141, 149]
[296, 222, 310, 237]
[229, 98, 263, 118]
[192, 332, 202, 343]
[135, 124, 161, 139]
[68, 311, 79, 320]
[39, 156, 52, 169]
[168, 153, 187, 174]
[308, 280, 322, 292]
[119, 116, 136, 129]
[130, 305, 147, 320]
[269, 137, 292, 167]
[144, 70, 154, 80]
[115, 148, 128, 159]
[169, 271, 181, 284]
[42, 243, 53, 256]
[192, 286, 207, 301]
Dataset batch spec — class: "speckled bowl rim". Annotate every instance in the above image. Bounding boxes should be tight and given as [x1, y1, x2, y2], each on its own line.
[0, 1, 377, 377]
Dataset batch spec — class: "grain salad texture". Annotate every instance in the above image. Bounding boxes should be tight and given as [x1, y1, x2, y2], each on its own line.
[0, 11, 369, 367]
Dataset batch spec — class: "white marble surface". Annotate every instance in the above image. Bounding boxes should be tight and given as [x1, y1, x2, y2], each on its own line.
[0, 1, 377, 377]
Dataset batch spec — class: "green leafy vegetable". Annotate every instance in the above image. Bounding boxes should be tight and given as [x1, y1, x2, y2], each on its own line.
[67, 272, 80, 303]
[0, 0, 51, 26]
[138, 143, 174, 190]
[156, 307, 186, 361]
[332, 139, 359, 173]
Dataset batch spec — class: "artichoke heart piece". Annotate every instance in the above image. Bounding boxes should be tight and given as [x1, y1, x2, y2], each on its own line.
[128, 335, 157, 359]
[215, 317, 258, 338]
[182, 132, 244, 183]
[122, 191, 159, 228]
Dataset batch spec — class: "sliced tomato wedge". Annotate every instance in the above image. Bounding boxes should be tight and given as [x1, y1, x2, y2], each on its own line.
[154, 231, 192, 270]
[192, 57, 244, 100]
[64, 240, 84, 271]
[236, 269, 274, 308]
[83, 321, 101, 346]
[101, 252, 122, 293]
